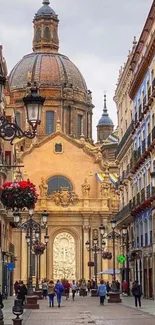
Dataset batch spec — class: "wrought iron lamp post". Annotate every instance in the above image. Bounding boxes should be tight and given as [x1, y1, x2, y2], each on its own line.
[105, 219, 121, 281]
[85, 224, 106, 288]
[122, 225, 130, 295]
[13, 209, 49, 295]
[0, 76, 45, 144]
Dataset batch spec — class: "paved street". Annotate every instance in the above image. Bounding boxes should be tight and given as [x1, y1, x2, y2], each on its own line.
[2, 295, 155, 325]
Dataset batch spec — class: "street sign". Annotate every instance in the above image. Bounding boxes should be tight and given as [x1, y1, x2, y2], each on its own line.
[7, 263, 15, 271]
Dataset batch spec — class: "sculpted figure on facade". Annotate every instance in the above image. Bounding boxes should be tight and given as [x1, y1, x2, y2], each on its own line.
[39, 177, 48, 198]
[100, 169, 111, 198]
[110, 184, 119, 208]
[81, 178, 90, 198]
[94, 150, 102, 163]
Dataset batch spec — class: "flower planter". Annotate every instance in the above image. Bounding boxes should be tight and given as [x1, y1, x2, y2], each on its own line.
[34, 243, 46, 255]
[88, 261, 94, 267]
[0, 180, 38, 210]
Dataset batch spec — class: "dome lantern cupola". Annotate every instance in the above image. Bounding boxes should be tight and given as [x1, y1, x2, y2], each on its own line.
[97, 94, 114, 142]
[33, 0, 59, 53]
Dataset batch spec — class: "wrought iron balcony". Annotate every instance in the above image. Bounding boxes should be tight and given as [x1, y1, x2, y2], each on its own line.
[138, 104, 142, 120]
[147, 184, 151, 199]
[115, 203, 131, 222]
[116, 120, 134, 157]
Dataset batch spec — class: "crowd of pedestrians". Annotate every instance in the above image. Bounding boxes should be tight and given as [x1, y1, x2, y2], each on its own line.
[12, 278, 143, 309]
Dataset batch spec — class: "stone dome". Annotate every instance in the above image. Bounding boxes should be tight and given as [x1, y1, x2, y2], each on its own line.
[36, 0, 56, 18]
[98, 115, 113, 126]
[9, 52, 87, 92]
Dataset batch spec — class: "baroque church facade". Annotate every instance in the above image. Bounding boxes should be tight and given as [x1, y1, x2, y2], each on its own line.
[8, 1, 119, 283]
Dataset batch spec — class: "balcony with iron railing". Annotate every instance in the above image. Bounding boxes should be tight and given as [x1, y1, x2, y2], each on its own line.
[115, 203, 131, 222]
[141, 188, 145, 203]
[116, 120, 134, 157]
[142, 139, 146, 154]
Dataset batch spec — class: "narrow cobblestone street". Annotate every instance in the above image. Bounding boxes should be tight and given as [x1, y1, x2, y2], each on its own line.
[21, 296, 155, 325]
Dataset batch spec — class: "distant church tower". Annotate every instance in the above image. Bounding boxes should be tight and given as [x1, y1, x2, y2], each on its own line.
[97, 94, 114, 142]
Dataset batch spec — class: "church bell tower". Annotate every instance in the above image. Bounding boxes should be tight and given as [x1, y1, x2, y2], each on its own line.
[33, 0, 59, 53]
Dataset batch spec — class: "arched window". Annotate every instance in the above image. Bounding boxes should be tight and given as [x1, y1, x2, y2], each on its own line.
[36, 27, 41, 42]
[44, 27, 50, 41]
[47, 175, 73, 195]
[15, 112, 21, 127]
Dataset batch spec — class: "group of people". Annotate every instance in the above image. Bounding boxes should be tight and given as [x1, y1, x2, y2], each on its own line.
[41, 279, 80, 307]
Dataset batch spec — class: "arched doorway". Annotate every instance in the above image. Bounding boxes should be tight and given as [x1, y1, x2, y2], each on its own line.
[53, 232, 76, 281]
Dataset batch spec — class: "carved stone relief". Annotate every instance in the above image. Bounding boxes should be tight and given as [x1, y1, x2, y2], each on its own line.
[53, 232, 76, 281]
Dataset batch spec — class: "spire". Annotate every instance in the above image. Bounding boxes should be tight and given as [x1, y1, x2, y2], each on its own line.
[42, 0, 50, 4]
[103, 93, 108, 116]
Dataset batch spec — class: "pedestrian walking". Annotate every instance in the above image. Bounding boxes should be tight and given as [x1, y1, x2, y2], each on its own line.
[42, 280, 48, 299]
[80, 281, 86, 297]
[132, 281, 142, 307]
[71, 280, 77, 301]
[64, 280, 70, 300]
[17, 281, 27, 305]
[106, 281, 111, 296]
[122, 280, 128, 296]
[97, 280, 107, 305]
[116, 280, 120, 292]
[48, 280, 55, 307]
[55, 280, 64, 307]
[14, 281, 19, 296]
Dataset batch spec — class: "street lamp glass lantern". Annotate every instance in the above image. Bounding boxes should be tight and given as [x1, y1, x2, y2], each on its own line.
[23, 87, 45, 130]
[110, 219, 116, 229]
[35, 230, 40, 239]
[13, 211, 21, 224]
[122, 225, 127, 235]
[99, 224, 106, 236]
[44, 235, 49, 244]
[25, 235, 30, 244]
[93, 237, 98, 245]
[85, 240, 90, 250]
[41, 210, 49, 224]
[102, 240, 106, 249]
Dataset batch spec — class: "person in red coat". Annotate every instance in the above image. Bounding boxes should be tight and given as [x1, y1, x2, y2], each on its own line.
[64, 281, 70, 300]
[122, 280, 128, 295]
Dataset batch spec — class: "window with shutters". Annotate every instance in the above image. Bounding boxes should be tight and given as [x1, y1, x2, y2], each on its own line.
[47, 176, 73, 195]
[77, 115, 83, 137]
[46, 111, 55, 134]
[15, 112, 21, 127]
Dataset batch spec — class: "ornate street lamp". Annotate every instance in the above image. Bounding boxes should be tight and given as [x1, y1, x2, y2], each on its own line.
[13, 209, 49, 296]
[121, 225, 130, 295]
[85, 225, 106, 290]
[0, 80, 45, 144]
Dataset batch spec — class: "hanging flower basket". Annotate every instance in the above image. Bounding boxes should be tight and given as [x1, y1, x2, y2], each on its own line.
[102, 252, 112, 260]
[33, 243, 46, 255]
[88, 261, 94, 267]
[0, 180, 38, 210]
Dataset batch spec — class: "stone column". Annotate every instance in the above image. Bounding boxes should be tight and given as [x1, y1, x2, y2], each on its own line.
[40, 232, 46, 280]
[83, 226, 89, 280]
[21, 232, 28, 283]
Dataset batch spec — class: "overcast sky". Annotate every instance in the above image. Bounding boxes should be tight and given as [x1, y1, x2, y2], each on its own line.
[0, 0, 153, 140]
